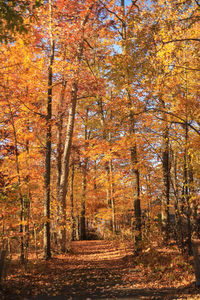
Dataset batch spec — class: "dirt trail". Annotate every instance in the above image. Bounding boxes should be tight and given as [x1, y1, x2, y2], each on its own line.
[1, 240, 200, 299]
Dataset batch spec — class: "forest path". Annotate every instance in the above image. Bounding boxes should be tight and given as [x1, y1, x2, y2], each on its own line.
[2, 240, 200, 299]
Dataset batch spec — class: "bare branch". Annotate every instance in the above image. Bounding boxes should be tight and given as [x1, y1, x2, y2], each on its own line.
[148, 108, 200, 136]
[163, 38, 200, 44]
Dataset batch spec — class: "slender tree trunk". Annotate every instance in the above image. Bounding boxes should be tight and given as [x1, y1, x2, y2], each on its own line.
[130, 125, 141, 252]
[97, 96, 116, 230]
[94, 160, 97, 190]
[80, 108, 89, 240]
[183, 123, 192, 255]
[172, 150, 184, 252]
[97, 96, 111, 207]
[70, 159, 76, 241]
[127, 92, 141, 250]
[121, 0, 141, 252]
[34, 225, 38, 259]
[58, 4, 93, 251]
[183, 64, 192, 256]
[56, 79, 67, 206]
[59, 82, 78, 251]
[160, 99, 170, 242]
[56, 79, 66, 249]
[44, 0, 55, 260]
[24, 121, 32, 261]
[145, 174, 151, 234]
[7, 99, 24, 263]
[81, 157, 87, 240]
[109, 158, 116, 234]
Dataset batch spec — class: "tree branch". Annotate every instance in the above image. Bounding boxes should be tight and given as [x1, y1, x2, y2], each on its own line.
[194, 0, 200, 7]
[99, 0, 123, 23]
[163, 38, 200, 44]
[148, 108, 200, 136]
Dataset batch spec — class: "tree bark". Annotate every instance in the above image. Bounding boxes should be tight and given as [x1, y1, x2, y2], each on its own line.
[59, 82, 78, 251]
[56, 79, 67, 207]
[183, 123, 192, 255]
[192, 243, 200, 287]
[56, 78, 66, 249]
[58, 5, 94, 251]
[80, 108, 89, 240]
[97, 96, 111, 207]
[109, 157, 116, 234]
[70, 160, 76, 241]
[121, 0, 141, 253]
[80, 157, 87, 240]
[172, 149, 184, 252]
[7, 98, 24, 263]
[44, 0, 55, 260]
[130, 126, 141, 252]
[160, 99, 170, 242]
[183, 65, 192, 256]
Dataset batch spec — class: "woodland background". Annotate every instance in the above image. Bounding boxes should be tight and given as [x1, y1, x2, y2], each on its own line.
[0, 0, 200, 267]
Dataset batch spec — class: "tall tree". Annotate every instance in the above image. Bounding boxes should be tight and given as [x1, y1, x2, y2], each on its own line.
[43, 0, 54, 260]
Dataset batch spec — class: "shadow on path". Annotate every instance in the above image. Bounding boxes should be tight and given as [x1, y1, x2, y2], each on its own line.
[1, 240, 200, 300]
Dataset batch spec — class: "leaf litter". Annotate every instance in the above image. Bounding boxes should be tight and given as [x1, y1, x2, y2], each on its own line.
[0, 240, 200, 299]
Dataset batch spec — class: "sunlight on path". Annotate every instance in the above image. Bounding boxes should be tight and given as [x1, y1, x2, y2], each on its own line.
[3, 240, 199, 300]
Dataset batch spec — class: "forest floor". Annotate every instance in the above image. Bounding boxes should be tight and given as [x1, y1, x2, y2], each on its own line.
[0, 240, 200, 300]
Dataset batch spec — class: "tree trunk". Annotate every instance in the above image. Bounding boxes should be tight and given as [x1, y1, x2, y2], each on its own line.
[58, 5, 93, 251]
[7, 97, 24, 263]
[59, 83, 78, 252]
[97, 96, 111, 207]
[70, 159, 76, 241]
[0, 248, 7, 282]
[161, 99, 170, 242]
[183, 65, 192, 256]
[109, 158, 116, 234]
[24, 124, 31, 261]
[192, 243, 200, 287]
[56, 79, 67, 208]
[80, 157, 87, 240]
[183, 123, 192, 255]
[80, 108, 89, 240]
[130, 134, 141, 252]
[44, 0, 55, 260]
[56, 78, 66, 249]
[172, 150, 185, 252]
[121, 0, 141, 253]
[128, 94, 141, 251]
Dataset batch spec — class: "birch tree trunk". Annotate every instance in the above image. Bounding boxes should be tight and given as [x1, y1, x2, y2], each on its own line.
[56, 78, 66, 248]
[58, 5, 94, 252]
[56, 79, 66, 206]
[59, 83, 78, 252]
